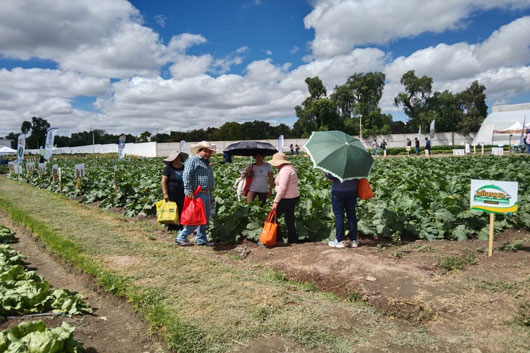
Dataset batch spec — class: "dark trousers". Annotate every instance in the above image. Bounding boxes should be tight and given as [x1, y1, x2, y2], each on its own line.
[331, 191, 357, 242]
[168, 192, 185, 231]
[276, 197, 299, 243]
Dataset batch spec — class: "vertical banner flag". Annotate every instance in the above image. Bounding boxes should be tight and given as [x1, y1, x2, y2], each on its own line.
[17, 134, 25, 163]
[278, 135, 284, 152]
[179, 140, 186, 152]
[118, 134, 126, 160]
[429, 120, 435, 139]
[44, 128, 58, 160]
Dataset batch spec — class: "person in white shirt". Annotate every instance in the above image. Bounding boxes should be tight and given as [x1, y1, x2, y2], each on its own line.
[245, 153, 274, 205]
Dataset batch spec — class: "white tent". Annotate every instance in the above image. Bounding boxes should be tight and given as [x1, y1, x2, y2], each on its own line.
[0, 146, 16, 155]
[473, 104, 530, 145]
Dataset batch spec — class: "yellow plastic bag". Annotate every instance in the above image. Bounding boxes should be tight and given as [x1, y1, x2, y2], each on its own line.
[155, 200, 179, 225]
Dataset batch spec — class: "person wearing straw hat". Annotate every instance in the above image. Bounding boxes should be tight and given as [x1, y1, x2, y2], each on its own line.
[175, 141, 216, 246]
[161, 151, 189, 232]
[269, 152, 300, 244]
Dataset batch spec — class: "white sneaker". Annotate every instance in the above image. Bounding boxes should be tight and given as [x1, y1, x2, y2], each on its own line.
[328, 240, 345, 248]
[351, 240, 359, 248]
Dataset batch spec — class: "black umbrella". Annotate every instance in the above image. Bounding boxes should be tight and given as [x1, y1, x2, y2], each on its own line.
[223, 141, 278, 156]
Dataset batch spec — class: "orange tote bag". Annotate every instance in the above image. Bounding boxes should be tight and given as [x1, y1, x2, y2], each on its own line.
[357, 178, 374, 200]
[259, 209, 278, 247]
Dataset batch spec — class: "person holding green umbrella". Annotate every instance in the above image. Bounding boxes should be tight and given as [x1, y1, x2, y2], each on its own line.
[327, 174, 358, 248]
[304, 131, 374, 248]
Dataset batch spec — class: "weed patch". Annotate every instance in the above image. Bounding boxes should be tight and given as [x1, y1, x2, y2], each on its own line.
[437, 251, 477, 272]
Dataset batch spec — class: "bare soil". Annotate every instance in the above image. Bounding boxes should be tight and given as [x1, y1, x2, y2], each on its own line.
[180, 227, 530, 352]
[0, 212, 167, 353]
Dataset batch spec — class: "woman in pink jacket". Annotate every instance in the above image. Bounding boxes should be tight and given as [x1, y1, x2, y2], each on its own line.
[269, 152, 300, 243]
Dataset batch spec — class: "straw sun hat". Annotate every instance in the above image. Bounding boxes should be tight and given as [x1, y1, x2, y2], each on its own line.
[268, 152, 291, 167]
[191, 141, 217, 155]
[163, 151, 189, 164]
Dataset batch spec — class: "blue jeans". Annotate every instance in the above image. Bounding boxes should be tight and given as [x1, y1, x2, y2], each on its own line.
[527, 144, 530, 154]
[177, 192, 211, 244]
[415, 147, 420, 155]
[331, 191, 357, 242]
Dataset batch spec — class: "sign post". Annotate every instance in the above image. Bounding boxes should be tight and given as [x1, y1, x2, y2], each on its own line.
[52, 164, 58, 182]
[58, 167, 62, 194]
[75, 164, 85, 190]
[470, 180, 518, 257]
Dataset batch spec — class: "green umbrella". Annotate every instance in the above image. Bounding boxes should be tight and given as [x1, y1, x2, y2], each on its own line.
[303, 130, 374, 181]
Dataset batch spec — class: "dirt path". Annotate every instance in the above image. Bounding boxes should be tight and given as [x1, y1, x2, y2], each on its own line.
[0, 212, 167, 353]
[201, 230, 530, 352]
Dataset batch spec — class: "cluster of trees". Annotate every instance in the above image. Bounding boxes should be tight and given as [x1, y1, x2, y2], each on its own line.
[294, 70, 487, 137]
[4, 70, 487, 147]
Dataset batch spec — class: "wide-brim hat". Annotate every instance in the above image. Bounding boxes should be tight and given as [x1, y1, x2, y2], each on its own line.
[191, 141, 217, 155]
[163, 151, 189, 164]
[268, 152, 291, 167]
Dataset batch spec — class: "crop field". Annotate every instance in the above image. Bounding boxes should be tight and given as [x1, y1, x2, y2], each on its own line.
[1, 153, 530, 352]
[9, 153, 530, 243]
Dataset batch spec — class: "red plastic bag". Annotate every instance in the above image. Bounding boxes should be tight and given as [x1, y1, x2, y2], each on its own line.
[243, 164, 253, 196]
[357, 178, 374, 200]
[180, 186, 207, 226]
[243, 175, 252, 196]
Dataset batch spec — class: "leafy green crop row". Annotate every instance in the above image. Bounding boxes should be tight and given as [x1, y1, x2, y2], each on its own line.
[0, 225, 16, 244]
[8, 154, 530, 243]
[0, 320, 84, 353]
[0, 239, 92, 321]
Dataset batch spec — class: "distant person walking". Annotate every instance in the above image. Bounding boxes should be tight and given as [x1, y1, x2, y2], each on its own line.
[175, 141, 216, 246]
[406, 138, 412, 155]
[269, 152, 300, 244]
[414, 138, 420, 155]
[425, 137, 432, 156]
[525, 130, 530, 154]
[327, 174, 359, 248]
[295, 144, 300, 155]
[372, 139, 378, 156]
[289, 144, 294, 155]
[161, 151, 188, 232]
[380, 139, 387, 156]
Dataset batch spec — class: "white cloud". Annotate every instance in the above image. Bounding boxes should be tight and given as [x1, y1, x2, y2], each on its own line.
[0, 0, 167, 78]
[305, 0, 530, 57]
[381, 15, 530, 114]
[386, 16, 530, 82]
[168, 34, 207, 53]
[154, 14, 167, 28]
[0, 67, 109, 133]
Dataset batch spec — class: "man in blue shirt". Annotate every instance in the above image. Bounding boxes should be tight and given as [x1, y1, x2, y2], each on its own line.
[327, 174, 359, 248]
[176, 141, 216, 246]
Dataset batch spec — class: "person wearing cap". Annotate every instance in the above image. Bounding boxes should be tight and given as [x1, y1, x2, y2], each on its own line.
[269, 152, 300, 244]
[175, 141, 216, 246]
[161, 151, 188, 232]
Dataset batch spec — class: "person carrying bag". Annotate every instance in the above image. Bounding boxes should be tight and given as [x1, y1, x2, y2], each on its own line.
[259, 209, 278, 247]
[155, 200, 179, 225]
[180, 186, 207, 226]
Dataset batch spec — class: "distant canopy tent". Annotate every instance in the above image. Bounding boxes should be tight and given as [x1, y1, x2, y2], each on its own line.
[492, 121, 530, 134]
[0, 146, 16, 156]
[473, 104, 530, 145]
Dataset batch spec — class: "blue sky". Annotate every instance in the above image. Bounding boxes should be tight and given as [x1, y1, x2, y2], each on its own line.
[1, 0, 530, 136]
